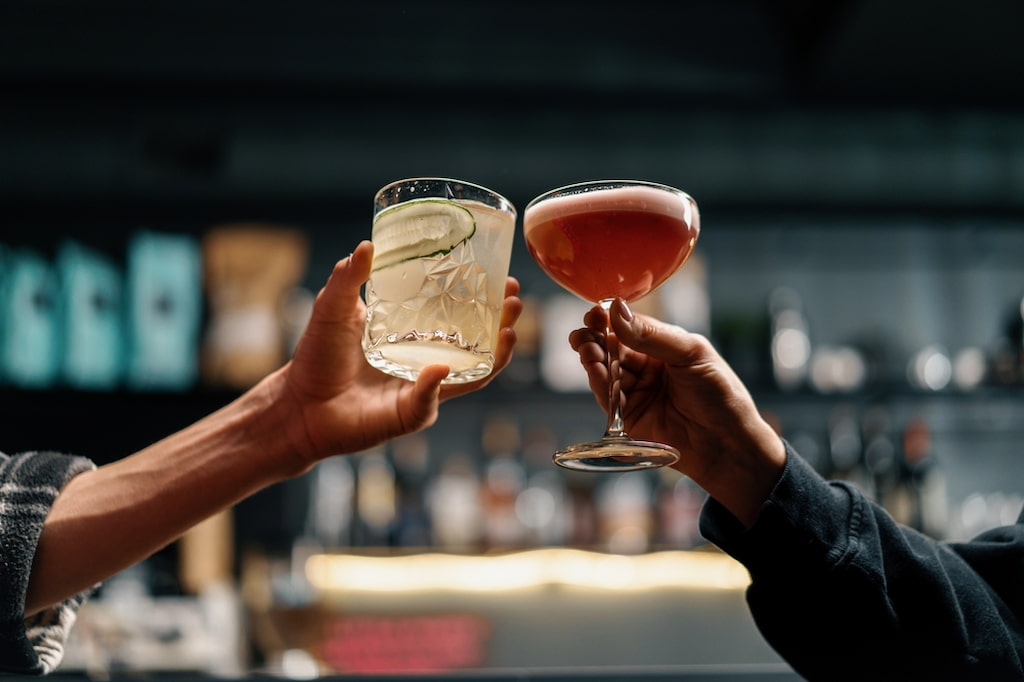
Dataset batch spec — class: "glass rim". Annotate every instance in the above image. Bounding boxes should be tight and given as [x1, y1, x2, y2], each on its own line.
[525, 179, 694, 212]
[374, 177, 517, 218]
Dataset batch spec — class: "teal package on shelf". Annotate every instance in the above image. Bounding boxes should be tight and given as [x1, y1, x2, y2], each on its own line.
[0, 248, 62, 388]
[58, 241, 125, 390]
[126, 230, 203, 391]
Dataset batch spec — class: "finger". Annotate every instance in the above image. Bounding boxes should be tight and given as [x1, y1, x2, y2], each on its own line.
[583, 305, 607, 334]
[312, 241, 374, 324]
[417, 364, 449, 390]
[404, 365, 446, 430]
[568, 327, 602, 354]
[490, 324, 519, 376]
[487, 278, 523, 376]
[499, 277, 522, 329]
[567, 327, 611, 410]
[349, 240, 374, 284]
[608, 298, 709, 367]
[440, 324, 518, 401]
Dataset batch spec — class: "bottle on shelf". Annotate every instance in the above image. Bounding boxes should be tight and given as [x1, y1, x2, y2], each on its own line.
[426, 453, 483, 551]
[860, 404, 899, 508]
[518, 424, 572, 547]
[516, 469, 570, 547]
[389, 433, 433, 548]
[354, 448, 397, 547]
[896, 416, 948, 539]
[655, 468, 706, 549]
[768, 286, 811, 392]
[480, 412, 527, 549]
[826, 404, 873, 498]
[991, 294, 1024, 386]
[595, 472, 655, 555]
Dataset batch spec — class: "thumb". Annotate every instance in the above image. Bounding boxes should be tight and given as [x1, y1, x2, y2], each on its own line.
[400, 365, 447, 432]
[608, 298, 708, 367]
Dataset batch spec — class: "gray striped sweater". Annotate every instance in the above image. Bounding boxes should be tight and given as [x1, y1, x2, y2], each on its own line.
[0, 451, 95, 675]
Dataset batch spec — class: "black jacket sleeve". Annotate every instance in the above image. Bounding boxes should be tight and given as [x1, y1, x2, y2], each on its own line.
[0, 450, 96, 675]
[700, 441, 1024, 682]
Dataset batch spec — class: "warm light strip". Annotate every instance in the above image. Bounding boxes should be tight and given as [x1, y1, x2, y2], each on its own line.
[305, 548, 750, 593]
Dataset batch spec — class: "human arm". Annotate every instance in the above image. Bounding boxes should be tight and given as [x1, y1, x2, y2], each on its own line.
[24, 240, 522, 617]
[702, 447, 1024, 681]
[570, 299, 1024, 680]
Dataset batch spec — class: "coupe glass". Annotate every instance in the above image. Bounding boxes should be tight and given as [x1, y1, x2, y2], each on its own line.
[524, 180, 700, 472]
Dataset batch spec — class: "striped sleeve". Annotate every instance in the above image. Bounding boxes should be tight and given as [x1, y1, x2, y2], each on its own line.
[0, 450, 96, 675]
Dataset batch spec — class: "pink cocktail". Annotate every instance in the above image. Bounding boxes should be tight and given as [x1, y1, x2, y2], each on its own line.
[524, 180, 700, 471]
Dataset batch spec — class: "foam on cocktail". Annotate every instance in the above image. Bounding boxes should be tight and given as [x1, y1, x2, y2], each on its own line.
[524, 184, 699, 304]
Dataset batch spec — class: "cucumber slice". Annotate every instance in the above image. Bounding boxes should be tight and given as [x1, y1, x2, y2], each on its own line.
[371, 198, 476, 272]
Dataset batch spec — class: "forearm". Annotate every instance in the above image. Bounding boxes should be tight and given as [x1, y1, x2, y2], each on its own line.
[26, 369, 304, 615]
[702, 448, 1024, 681]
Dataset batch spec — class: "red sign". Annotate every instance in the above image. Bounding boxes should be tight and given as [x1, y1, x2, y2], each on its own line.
[319, 612, 491, 673]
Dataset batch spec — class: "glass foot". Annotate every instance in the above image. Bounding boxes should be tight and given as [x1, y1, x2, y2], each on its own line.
[553, 437, 680, 472]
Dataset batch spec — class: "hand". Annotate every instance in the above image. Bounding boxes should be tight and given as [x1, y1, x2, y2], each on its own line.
[279, 240, 522, 468]
[25, 241, 520, 617]
[569, 298, 785, 526]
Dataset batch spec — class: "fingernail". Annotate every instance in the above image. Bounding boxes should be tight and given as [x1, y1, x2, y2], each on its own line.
[619, 299, 634, 322]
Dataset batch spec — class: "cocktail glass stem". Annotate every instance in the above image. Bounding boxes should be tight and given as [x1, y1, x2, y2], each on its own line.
[600, 298, 629, 440]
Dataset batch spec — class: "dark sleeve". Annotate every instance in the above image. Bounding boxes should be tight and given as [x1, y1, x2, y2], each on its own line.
[699, 441, 1024, 682]
[0, 450, 96, 675]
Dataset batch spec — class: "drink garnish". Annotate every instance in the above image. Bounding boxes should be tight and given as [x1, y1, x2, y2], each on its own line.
[370, 199, 477, 272]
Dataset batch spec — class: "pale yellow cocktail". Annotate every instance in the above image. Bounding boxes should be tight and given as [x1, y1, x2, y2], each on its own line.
[362, 178, 516, 384]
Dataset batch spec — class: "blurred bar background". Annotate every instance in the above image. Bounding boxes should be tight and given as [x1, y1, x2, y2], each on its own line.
[1, 0, 1022, 678]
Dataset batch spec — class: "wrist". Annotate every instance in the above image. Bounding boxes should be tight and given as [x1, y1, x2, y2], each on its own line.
[229, 366, 317, 482]
[704, 419, 787, 528]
